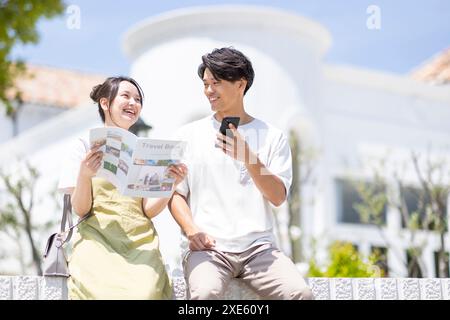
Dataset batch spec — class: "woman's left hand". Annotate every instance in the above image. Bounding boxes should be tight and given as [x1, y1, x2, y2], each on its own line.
[167, 163, 188, 186]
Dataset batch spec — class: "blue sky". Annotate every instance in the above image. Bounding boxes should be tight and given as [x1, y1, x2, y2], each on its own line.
[12, 0, 450, 76]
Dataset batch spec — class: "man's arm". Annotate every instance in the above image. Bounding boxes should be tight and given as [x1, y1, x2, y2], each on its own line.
[244, 157, 287, 207]
[168, 192, 215, 250]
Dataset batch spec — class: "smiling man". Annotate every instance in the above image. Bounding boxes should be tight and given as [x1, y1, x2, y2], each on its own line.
[169, 47, 313, 300]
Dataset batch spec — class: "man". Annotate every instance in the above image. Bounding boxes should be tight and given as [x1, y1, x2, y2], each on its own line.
[169, 47, 313, 300]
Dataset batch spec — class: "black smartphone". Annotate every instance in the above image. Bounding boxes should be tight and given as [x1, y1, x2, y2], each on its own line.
[219, 117, 240, 137]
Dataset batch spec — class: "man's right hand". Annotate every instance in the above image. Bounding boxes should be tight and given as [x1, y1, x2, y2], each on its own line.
[188, 231, 216, 251]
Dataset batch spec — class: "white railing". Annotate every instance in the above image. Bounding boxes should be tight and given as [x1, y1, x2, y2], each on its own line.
[1, 275, 450, 300]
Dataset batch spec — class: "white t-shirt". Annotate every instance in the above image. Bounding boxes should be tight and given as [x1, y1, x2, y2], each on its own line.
[174, 115, 292, 253]
[57, 135, 89, 193]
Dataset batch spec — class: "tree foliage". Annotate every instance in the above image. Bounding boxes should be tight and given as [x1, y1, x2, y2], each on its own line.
[0, 0, 64, 115]
[353, 151, 450, 277]
[287, 129, 317, 263]
[308, 241, 383, 278]
[0, 161, 56, 275]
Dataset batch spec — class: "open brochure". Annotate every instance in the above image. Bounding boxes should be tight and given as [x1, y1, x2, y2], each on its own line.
[89, 127, 186, 198]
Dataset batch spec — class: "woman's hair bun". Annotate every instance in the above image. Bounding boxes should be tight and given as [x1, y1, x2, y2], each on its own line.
[90, 84, 102, 103]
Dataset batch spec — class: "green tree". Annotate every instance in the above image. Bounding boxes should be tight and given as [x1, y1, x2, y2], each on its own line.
[287, 130, 317, 263]
[0, 161, 56, 275]
[0, 0, 65, 116]
[352, 151, 450, 277]
[308, 241, 382, 277]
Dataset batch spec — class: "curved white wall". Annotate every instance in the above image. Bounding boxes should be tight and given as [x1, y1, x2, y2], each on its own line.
[121, 5, 331, 266]
[123, 5, 331, 139]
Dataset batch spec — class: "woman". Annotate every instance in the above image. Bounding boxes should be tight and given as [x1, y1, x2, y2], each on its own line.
[58, 76, 187, 299]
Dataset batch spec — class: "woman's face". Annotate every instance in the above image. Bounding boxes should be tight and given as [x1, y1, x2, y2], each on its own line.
[102, 81, 142, 129]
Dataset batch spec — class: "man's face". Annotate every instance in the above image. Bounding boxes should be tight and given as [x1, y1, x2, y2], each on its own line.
[202, 68, 244, 113]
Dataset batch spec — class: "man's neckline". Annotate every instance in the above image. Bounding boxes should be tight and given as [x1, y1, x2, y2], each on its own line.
[211, 114, 256, 127]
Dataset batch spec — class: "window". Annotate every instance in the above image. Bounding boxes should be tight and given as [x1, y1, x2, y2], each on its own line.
[336, 179, 387, 225]
[400, 186, 448, 231]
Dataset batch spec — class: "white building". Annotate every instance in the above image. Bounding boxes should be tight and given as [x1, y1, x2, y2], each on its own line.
[1, 5, 449, 277]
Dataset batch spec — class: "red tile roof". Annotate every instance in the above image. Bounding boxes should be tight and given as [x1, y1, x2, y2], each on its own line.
[411, 47, 450, 85]
[10, 64, 106, 108]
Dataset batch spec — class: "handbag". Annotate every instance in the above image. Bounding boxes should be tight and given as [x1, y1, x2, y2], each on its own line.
[42, 193, 91, 277]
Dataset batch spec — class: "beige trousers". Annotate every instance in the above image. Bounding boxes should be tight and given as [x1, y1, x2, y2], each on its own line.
[183, 243, 314, 300]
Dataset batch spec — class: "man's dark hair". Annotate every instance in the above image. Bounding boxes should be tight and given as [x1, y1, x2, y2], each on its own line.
[198, 47, 255, 95]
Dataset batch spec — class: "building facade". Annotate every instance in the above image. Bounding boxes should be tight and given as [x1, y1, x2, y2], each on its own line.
[1, 5, 449, 276]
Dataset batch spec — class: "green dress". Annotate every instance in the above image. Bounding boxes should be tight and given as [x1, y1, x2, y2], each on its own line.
[67, 177, 172, 299]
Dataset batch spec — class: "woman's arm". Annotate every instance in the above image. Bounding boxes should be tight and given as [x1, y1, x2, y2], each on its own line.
[71, 144, 103, 217]
[142, 197, 171, 219]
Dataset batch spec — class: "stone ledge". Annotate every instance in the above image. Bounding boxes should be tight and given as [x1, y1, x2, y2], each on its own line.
[0, 276, 67, 300]
[1, 275, 449, 300]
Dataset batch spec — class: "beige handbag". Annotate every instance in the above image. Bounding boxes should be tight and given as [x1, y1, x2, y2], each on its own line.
[42, 194, 90, 277]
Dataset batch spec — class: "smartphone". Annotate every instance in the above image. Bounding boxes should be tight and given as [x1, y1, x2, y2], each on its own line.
[219, 117, 240, 137]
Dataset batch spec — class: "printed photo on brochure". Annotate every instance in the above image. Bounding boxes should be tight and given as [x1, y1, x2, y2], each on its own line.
[89, 127, 186, 198]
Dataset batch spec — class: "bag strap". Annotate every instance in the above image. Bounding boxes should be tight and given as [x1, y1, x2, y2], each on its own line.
[60, 193, 73, 235]
[60, 138, 93, 244]
[60, 194, 92, 244]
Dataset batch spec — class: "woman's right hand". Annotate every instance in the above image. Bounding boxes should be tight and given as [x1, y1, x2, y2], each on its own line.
[79, 144, 104, 179]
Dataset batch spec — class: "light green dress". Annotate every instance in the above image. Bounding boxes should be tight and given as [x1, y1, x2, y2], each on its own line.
[67, 177, 172, 299]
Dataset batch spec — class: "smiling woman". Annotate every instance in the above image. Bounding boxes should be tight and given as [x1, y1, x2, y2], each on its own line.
[90, 76, 144, 128]
[56, 76, 188, 299]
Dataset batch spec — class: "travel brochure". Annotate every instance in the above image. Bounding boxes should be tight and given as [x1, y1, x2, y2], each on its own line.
[89, 127, 186, 198]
